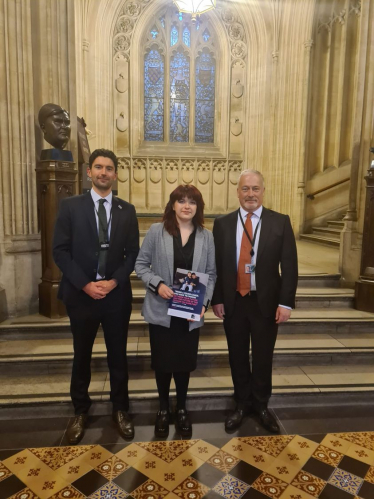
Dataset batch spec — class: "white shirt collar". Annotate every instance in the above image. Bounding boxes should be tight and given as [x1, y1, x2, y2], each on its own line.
[239, 205, 263, 219]
[90, 188, 113, 206]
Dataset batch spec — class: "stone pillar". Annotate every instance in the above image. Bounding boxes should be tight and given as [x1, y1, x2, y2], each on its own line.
[36, 158, 77, 318]
[0, 0, 40, 318]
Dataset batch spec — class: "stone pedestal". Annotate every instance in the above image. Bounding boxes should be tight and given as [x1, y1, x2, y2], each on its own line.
[36, 158, 77, 318]
[355, 166, 374, 313]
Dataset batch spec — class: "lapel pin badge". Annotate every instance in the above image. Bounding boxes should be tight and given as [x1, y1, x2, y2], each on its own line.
[118, 205, 122, 209]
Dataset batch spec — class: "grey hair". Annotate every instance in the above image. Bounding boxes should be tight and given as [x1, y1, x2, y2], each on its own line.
[238, 169, 265, 187]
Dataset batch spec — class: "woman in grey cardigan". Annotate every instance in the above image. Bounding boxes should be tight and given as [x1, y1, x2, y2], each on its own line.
[135, 185, 216, 437]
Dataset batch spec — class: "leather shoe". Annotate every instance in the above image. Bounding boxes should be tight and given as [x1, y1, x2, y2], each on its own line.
[175, 408, 192, 437]
[113, 411, 134, 439]
[256, 408, 280, 433]
[155, 410, 170, 437]
[225, 407, 246, 432]
[66, 414, 87, 444]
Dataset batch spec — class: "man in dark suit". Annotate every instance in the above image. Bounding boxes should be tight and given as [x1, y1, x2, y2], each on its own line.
[53, 149, 139, 443]
[212, 169, 298, 433]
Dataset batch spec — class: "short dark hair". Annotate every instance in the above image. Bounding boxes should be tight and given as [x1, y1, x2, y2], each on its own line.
[163, 184, 205, 236]
[89, 149, 118, 172]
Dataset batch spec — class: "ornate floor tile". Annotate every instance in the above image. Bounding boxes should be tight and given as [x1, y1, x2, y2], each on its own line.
[22, 470, 69, 499]
[77, 445, 113, 468]
[333, 432, 374, 452]
[95, 455, 129, 480]
[364, 465, 374, 484]
[312, 445, 343, 467]
[266, 458, 302, 484]
[320, 435, 352, 454]
[279, 484, 319, 499]
[238, 436, 294, 458]
[222, 439, 275, 473]
[0, 461, 12, 483]
[28, 446, 94, 471]
[212, 474, 250, 499]
[7, 488, 40, 499]
[328, 468, 363, 495]
[284, 436, 319, 458]
[132, 478, 169, 499]
[133, 449, 204, 492]
[207, 450, 240, 473]
[344, 442, 374, 466]
[136, 440, 199, 464]
[3, 450, 42, 475]
[187, 441, 220, 463]
[291, 470, 326, 497]
[48, 485, 85, 498]
[116, 443, 150, 466]
[54, 457, 93, 484]
[172, 476, 210, 499]
[250, 472, 288, 498]
[274, 447, 309, 472]
[88, 480, 128, 498]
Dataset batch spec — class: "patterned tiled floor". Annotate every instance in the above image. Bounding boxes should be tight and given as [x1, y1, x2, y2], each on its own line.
[1, 432, 374, 498]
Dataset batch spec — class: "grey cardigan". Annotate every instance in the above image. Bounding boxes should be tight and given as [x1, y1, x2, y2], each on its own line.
[135, 223, 216, 331]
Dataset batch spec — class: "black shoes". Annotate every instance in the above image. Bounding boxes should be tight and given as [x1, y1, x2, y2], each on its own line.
[113, 410, 134, 439]
[155, 410, 170, 437]
[225, 407, 247, 432]
[175, 408, 192, 437]
[66, 414, 88, 444]
[256, 408, 280, 433]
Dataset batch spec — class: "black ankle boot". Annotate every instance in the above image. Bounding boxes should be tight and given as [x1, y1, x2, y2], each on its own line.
[175, 408, 192, 437]
[155, 410, 170, 437]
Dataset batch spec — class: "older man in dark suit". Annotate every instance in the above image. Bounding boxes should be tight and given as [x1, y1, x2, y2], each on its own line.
[53, 149, 139, 443]
[212, 169, 298, 433]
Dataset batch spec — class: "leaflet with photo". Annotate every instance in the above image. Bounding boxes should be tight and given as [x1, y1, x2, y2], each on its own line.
[167, 268, 209, 320]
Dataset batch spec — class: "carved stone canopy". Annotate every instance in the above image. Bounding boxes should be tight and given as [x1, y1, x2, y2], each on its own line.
[38, 103, 71, 150]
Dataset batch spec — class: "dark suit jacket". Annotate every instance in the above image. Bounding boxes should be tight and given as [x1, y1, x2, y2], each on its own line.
[53, 192, 139, 307]
[212, 207, 298, 318]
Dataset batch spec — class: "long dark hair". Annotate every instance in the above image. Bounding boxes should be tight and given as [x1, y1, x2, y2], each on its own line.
[163, 184, 205, 236]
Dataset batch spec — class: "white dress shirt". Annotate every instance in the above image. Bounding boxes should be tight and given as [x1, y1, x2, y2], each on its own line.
[236, 205, 290, 309]
[91, 189, 112, 279]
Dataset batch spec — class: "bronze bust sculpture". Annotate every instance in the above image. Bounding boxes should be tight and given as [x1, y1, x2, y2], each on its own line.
[38, 103, 71, 150]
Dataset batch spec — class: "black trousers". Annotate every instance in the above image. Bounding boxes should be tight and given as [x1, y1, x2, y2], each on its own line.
[223, 292, 278, 411]
[66, 287, 131, 415]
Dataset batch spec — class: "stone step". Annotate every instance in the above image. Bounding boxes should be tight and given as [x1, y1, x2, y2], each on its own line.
[1, 333, 374, 376]
[1, 362, 374, 407]
[130, 286, 354, 310]
[327, 220, 345, 229]
[311, 227, 342, 240]
[1, 307, 374, 340]
[299, 234, 340, 248]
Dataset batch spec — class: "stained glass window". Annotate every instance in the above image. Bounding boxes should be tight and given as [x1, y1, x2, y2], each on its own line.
[202, 28, 210, 42]
[195, 50, 215, 143]
[183, 26, 190, 47]
[170, 49, 190, 142]
[143, 9, 216, 145]
[144, 49, 164, 141]
[171, 25, 178, 46]
[150, 26, 158, 38]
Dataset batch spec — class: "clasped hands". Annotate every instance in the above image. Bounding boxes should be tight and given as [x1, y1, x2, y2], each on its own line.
[158, 283, 206, 319]
[83, 279, 117, 300]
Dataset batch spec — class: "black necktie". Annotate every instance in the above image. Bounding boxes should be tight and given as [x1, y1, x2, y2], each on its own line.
[97, 199, 108, 277]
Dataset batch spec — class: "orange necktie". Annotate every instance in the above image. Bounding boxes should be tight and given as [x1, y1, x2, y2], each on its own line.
[237, 213, 253, 296]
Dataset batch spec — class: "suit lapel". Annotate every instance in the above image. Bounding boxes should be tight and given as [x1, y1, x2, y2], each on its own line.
[110, 196, 120, 247]
[83, 192, 98, 243]
[192, 227, 203, 270]
[226, 211, 238, 273]
[162, 226, 174, 283]
[256, 207, 272, 264]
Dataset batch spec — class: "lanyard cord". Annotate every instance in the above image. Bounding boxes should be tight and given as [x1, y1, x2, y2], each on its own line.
[238, 209, 262, 257]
